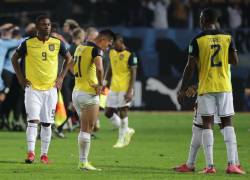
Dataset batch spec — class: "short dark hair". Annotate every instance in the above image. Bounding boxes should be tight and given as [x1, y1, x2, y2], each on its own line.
[114, 33, 124, 42]
[201, 8, 218, 24]
[98, 29, 115, 41]
[36, 14, 50, 24]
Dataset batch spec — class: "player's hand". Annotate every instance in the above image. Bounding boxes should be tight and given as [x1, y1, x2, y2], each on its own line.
[124, 91, 133, 102]
[177, 90, 186, 104]
[92, 84, 103, 95]
[185, 85, 197, 98]
[55, 75, 64, 90]
[0, 93, 6, 102]
[19, 78, 31, 89]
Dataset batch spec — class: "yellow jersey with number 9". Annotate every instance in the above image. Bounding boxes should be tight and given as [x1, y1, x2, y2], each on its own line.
[73, 42, 104, 94]
[16, 37, 68, 90]
[188, 30, 236, 95]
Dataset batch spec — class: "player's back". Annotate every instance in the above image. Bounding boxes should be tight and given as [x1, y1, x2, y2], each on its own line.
[73, 42, 99, 94]
[194, 30, 233, 95]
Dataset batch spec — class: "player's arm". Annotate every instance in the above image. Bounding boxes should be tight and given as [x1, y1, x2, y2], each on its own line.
[92, 47, 104, 95]
[125, 52, 138, 102]
[55, 41, 72, 89]
[228, 38, 239, 66]
[105, 64, 112, 88]
[11, 41, 31, 89]
[178, 38, 198, 103]
[94, 56, 104, 95]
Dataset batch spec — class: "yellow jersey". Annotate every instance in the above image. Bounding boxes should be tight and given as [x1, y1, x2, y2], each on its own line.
[109, 49, 138, 92]
[73, 42, 104, 94]
[188, 30, 236, 95]
[17, 37, 68, 90]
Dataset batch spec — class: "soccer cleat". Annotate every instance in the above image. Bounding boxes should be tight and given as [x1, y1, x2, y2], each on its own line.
[78, 162, 101, 171]
[123, 128, 135, 146]
[173, 164, 195, 172]
[40, 155, 50, 164]
[113, 138, 125, 148]
[237, 165, 244, 171]
[199, 167, 216, 174]
[25, 151, 35, 164]
[226, 165, 245, 174]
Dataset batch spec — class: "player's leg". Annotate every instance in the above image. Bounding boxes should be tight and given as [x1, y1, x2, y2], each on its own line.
[39, 88, 57, 164]
[24, 87, 42, 163]
[105, 91, 121, 129]
[218, 92, 245, 174]
[73, 91, 101, 171]
[173, 124, 202, 172]
[105, 107, 120, 129]
[118, 106, 135, 147]
[197, 94, 216, 173]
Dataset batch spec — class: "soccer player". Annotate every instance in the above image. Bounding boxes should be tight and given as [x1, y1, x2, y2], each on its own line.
[104, 33, 137, 148]
[174, 86, 242, 173]
[11, 15, 72, 164]
[177, 8, 244, 174]
[72, 29, 114, 171]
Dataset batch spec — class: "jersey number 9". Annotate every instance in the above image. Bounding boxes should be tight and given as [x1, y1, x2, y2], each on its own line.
[42, 52, 47, 61]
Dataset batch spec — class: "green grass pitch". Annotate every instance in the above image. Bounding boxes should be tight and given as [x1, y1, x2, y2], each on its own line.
[0, 112, 249, 179]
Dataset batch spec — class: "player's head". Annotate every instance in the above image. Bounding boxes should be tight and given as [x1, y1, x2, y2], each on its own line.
[85, 27, 99, 42]
[72, 27, 85, 43]
[36, 14, 51, 36]
[200, 8, 218, 30]
[95, 29, 115, 50]
[63, 19, 79, 33]
[113, 33, 125, 51]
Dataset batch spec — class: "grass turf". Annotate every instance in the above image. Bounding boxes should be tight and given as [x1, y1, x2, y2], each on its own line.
[0, 112, 249, 179]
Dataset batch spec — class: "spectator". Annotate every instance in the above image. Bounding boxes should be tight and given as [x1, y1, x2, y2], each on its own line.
[62, 19, 79, 44]
[151, 0, 170, 29]
[227, 2, 242, 29]
[168, 0, 189, 28]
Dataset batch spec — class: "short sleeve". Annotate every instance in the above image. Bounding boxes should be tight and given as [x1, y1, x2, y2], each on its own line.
[229, 37, 237, 53]
[92, 46, 104, 59]
[128, 52, 138, 67]
[59, 41, 68, 57]
[188, 38, 199, 57]
[16, 41, 27, 57]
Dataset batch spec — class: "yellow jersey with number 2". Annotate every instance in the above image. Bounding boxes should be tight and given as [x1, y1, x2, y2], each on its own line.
[188, 30, 236, 95]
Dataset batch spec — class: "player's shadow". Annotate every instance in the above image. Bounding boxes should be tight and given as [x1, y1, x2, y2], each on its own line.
[0, 160, 25, 164]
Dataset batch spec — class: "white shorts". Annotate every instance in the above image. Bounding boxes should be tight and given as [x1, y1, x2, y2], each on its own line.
[25, 87, 57, 123]
[106, 90, 131, 108]
[197, 92, 234, 117]
[193, 110, 221, 125]
[72, 90, 99, 117]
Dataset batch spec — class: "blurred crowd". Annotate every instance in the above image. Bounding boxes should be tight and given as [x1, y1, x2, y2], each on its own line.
[1, 0, 250, 29]
[0, 20, 100, 137]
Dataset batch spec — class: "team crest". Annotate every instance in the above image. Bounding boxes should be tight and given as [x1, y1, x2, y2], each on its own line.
[119, 54, 124, 60]
[49, 44, 55, 51]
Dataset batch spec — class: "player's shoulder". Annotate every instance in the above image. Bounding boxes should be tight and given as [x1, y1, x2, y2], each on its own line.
[22, 36, 36, 43]
[194, 29, 231, 40]
[124, 48, 135, 55]
[49, 36, 64, 44]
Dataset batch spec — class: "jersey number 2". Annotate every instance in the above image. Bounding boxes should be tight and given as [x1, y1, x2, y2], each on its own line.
[210, 44, 222, 67]
[74, 56, 82, 77]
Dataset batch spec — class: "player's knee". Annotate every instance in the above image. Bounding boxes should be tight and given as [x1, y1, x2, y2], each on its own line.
[105, 108, 114, 118]
[220, 116, 232, 128]
[41, 122, 51, 127]
[119, 107, 128, 119]
[28, 120, 39, 124]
